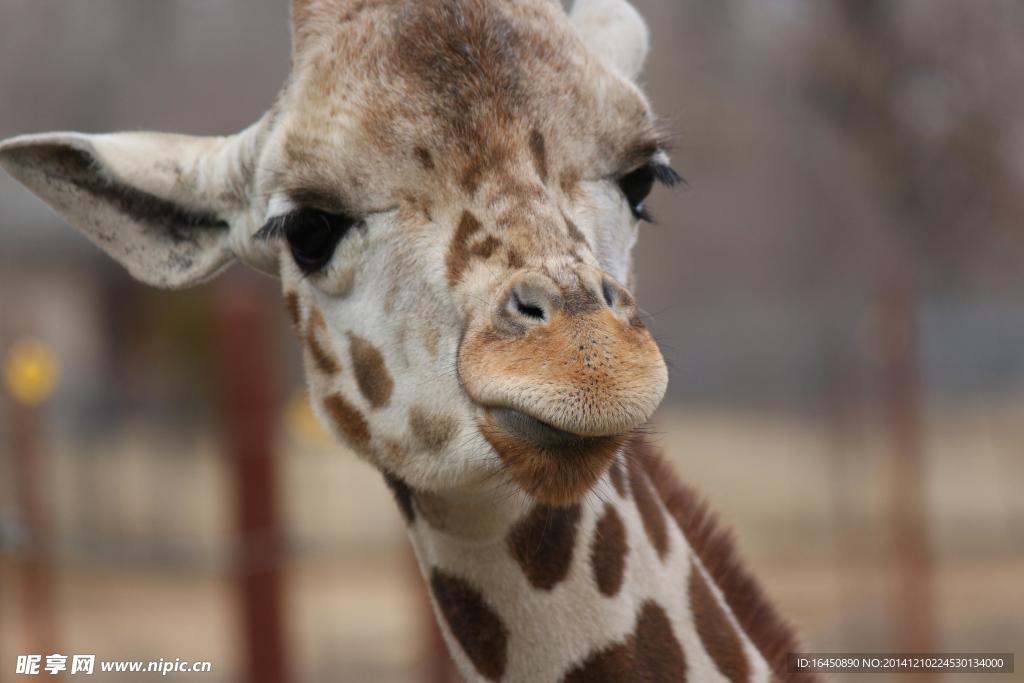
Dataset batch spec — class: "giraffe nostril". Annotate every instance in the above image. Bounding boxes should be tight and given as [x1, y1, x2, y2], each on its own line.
[512, 292, 544, 321]
[498, 271, 631, 332]
[501, 277, 560, 328]
[513, 291, 547, 321]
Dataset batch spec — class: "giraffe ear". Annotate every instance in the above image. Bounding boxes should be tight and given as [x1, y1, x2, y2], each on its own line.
[0, 121, 266, 289]
[569, 0, 650, 81]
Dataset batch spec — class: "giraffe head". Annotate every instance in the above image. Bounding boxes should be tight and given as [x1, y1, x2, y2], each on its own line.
[0, 0, 675, 505]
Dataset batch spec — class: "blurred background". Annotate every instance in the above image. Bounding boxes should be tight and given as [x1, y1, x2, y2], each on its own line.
[1, 1, 1022, 681]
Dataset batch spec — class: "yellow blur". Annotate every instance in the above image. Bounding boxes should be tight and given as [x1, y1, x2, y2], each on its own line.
[4, 338, 59, 406]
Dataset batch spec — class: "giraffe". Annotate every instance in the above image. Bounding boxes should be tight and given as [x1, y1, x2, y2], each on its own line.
[0, 0, 816, 680]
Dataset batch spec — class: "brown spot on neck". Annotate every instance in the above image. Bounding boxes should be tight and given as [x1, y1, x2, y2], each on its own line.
[308, 308, 326, 331]
[348, 333, 394, 408]
[591, 503, 628, 597]
[383, 472, 416, 525]
[633, 601, 689, 682]
[628, 455, 670, 559]
[305, 309, 340, 376]
[430, 569, 508, 681]
[562, 600, 687, 682]
[689, 561, 750, 682]
[409, 407, 457, 453]
[507, 504, 581, 590]
[412, 490, 448, 532]
[627, 435, 816, 682]
[307, 334, 341, 376]
[529, 129, 548, 184]
[323, 393, 369, 450]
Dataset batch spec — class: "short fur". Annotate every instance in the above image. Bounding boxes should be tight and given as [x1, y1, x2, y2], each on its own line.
[632, 436, 818, 683]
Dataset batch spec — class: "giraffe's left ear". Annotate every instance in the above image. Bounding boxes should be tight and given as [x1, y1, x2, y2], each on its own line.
[0, 119, 269, 289]
[569, 0, 650, 81]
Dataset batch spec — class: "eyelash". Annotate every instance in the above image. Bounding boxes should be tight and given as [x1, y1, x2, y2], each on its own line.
[651, 163, 683, 187]
[256, 207, 358, 275]
[618, 161, 683, 222]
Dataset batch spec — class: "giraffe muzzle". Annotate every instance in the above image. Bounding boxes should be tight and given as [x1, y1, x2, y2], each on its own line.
[460, 269, 668, 437]
[459, 268, 668, 502]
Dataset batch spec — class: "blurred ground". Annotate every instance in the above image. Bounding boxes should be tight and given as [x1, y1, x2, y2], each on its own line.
[2, 405, 1021, 682]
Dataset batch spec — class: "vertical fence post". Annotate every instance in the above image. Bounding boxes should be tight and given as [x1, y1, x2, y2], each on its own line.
[876, 264, 935, 658]
[214, 275, 288, 683]
[822, 332, 862, 646]
[6, 338, 60, 658]
[11, 399, 57, 656]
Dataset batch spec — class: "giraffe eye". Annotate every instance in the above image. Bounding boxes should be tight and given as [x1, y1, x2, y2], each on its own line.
[618, 161, 682, 222]
[282, 207, 355, 274]
[618, 165, 656, 221]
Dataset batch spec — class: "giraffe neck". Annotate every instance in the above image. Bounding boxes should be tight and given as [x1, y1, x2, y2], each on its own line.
[389, 436, 810, 682]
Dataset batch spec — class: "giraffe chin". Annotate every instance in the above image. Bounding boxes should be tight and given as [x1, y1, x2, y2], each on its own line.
[480, 408, 627, 505]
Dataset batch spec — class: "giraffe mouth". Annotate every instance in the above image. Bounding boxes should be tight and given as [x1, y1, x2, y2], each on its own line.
[488, 408, 606, 449]
[479, 408, 627, 504]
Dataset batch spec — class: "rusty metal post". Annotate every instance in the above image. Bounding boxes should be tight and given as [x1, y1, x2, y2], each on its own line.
[11, 399, 57, 656]
[876, 264, 936, 658]
[822, 332, 863, 647]
[214, 274, 288, 683]
[6, 338, 61, 659]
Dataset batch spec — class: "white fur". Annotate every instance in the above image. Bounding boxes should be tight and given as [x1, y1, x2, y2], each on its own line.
[569, 0, 651, 80]
[409, 467, 776, 682]
[0, 120, 271, 288]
